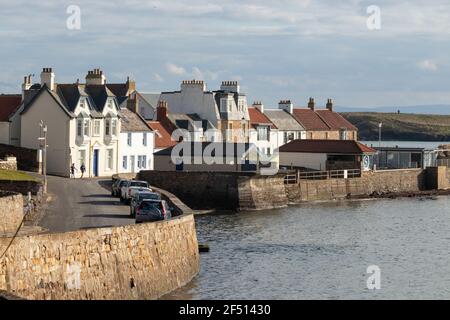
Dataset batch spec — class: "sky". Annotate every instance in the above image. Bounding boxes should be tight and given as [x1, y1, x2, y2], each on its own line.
[1, 0, 450, 108]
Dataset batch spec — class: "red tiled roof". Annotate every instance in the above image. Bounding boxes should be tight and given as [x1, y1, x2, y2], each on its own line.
[147, 121, 177, 149]
[248, 107, 277, 129]
[291, 108, 330, 130]
[0, 94, 21, 121]
[279, 139, 376, 154]
[315, 109, 357, 131]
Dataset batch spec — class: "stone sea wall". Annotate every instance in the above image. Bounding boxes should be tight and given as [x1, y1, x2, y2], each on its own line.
[0, 192, 23, 235]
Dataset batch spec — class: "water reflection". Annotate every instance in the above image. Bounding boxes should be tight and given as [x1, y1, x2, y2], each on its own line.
[163, 197, 450, 299]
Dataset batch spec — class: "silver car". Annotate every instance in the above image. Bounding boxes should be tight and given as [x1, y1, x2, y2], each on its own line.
[130, 191, 161, 218]
[135, 199, 172, 223]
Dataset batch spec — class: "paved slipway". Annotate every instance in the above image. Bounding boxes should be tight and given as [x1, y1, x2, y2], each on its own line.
[39, 176, 134, 233]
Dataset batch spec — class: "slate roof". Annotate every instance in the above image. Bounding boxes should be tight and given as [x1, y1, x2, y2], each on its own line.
[279, 139, 376, 154]
[248, 107, 276, 129]
[0, 94, 21, 121]
[119, 108, 152, 132]
[147, 121, 177, 149]
[167, 113, 215, 132]
[154, 141, 255, 159]
[139, 93, 160, 107]
[264, 109, 305, 131]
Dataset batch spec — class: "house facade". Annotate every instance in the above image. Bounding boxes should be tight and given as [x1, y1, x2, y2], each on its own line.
[118, 107, 154, 173]
[19, 68, 124, 177]
[248, 103, 279, 157]
[159, 80, 250, 143]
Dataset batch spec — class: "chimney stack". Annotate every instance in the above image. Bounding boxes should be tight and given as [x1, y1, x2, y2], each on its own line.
[127, 96, 139, 114]
[326, 98, 333, 111]
[220, 80, 240, 93]
[85, 68, 106, 85]
[40, 68, 55, 91]
[126, 76, 136, 95]
[157, 100, 168, 121]
[278, 100, 293, 114]
[308, 97, 315, 111]
[22, 74, 32, 100]
[253, 101, 264, 113]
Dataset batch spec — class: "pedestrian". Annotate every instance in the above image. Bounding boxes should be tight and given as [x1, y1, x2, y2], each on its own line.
[80, 163, 86, 178]
[70, 163, 77, 178]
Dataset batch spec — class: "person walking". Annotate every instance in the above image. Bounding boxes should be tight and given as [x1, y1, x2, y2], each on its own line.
[80, 163, 86, 178]
[70, 163, 77, 178]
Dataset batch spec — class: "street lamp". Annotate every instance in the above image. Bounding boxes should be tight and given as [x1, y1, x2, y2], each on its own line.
[38, 121, 48, 193]
[378, 122, 382, 149]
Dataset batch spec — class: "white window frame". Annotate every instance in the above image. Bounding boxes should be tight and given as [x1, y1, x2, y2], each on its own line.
[77, 119, 83, 137]
[127, 133, 132, 146]
[111, 119, 117, 136]
[105, 120, 111, 136]
[106, 149, 114, 170]
[143, 132, 147, 146]
[93, 120, 101, 137]
[122, 156, 128, 170]
[83, 119, 90, 137]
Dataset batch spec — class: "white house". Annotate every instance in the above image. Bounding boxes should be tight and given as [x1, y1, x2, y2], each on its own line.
[0, 94, 21, 145]
[159, 80, 250, 143]
[248, 102, 279, 157]
[118, 107, 155, 173]
[18, 68, 125, 177]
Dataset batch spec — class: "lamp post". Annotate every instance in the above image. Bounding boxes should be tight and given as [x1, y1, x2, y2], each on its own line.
[378, 122, 382, 149]
[38, 121, 48, 193]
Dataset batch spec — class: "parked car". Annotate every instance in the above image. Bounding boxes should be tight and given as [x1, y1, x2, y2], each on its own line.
[120, 180, 149, 203]
[130, 191, 161, 217]
[111, 179, 129, 197]
[127, 186, 153, 204]
[135, 199, 171, 223]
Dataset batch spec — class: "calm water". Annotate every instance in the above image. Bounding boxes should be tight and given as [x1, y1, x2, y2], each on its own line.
[165, 197, 450, 299]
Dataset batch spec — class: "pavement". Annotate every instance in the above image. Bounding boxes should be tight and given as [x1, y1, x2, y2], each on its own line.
[39, 175, 135, 233]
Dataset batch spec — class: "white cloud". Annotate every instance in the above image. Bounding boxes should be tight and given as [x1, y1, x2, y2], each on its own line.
[166, 62, 186, 75]
[417, 59, 438, 72]
[153, 73, 164, 82]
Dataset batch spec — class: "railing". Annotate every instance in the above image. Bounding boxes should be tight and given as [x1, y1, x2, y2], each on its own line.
[284, 169, 361, 184]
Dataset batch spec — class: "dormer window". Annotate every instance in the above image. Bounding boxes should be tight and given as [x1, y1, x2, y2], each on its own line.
[84, 119, 90, 136]
[107, 100, 113, 109]
[80, 99, 86, 108]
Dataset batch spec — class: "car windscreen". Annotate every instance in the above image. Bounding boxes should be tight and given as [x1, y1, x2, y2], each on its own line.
[141, 202, 162, 210]
[139, 193, 160, 201]
[130, 182, 147, 188]
[119, 181, 127, 187]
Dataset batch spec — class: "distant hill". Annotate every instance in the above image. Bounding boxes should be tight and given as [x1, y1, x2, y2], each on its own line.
[336, 105, 450, 115]
[341, 112, 450, 141]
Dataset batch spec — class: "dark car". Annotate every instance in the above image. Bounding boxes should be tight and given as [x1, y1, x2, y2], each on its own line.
[111, 179, 128, 197]
[135, 199, 171, 223]
[130, 191, 161, 217]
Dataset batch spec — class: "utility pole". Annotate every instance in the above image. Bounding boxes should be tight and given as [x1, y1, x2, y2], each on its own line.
[378, 122, 382, 169]
[38, 120, 48, 193]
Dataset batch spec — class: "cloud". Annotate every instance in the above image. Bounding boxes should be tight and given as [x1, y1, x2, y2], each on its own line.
[417, 59, 438, 72]
[165, 62, 186, 75]
[153, 73, 164, 82]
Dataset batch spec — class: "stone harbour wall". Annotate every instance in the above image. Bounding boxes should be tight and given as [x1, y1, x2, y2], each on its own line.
[0, 192, 23, 235]
[0, 214, 199, 300]
[0, 157, 17, 171]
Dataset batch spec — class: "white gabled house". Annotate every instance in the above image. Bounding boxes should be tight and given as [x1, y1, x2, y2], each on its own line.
[18, 68, 128, 177]
[118, 107, 155, 173]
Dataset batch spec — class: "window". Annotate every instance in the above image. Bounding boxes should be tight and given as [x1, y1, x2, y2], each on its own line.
[122, 156, 128, 170]
[77, 119, 83, 137]
[105, 120, 110, 136]
[142, 155, 147, 169]
[83, 120, 90, 136]
[107, 100, 113, 109]
[340, 130, 347, 140]
[78, 150, 86, 168]
[106, 149, 114, 170]
[127, 133, 132, 146]
[137, 155, 143, 169]
[111, 119, 117, 136]
[143, 133, 147, 146]
[80, 99, 85, 108]
[267, 148, 271, 156]
[283, 132, 287, 144]
[257, 126, 269, 141]
[93, 120, 101, 136]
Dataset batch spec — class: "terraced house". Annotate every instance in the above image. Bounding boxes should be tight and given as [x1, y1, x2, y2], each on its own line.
[159, 80, 250, 143]
[12, 68, 135, 177]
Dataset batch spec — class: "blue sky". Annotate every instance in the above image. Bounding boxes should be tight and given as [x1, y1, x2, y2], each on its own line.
[1, 0, 450, 108]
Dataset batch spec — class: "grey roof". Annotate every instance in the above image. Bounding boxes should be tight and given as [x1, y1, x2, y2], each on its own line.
[154, 142, 255, 159]
[139, 93, 161, 107]
[119, 108, 152, 132]
[21, 84, 75, 117]
[168, 113, 215, 132]
[264, 109, 305, 131]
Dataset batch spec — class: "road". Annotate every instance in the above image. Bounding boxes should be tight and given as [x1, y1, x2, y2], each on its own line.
[39, 176, 135, 233]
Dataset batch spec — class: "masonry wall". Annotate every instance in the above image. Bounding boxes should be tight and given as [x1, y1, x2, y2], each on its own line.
[0, 192, 23, 235]
[0, 180, 42, 196]
[0, 157, 17, 171]
[0, 214, 199, 300]
[285, 169, 425, 202]
[137, 170, 243, 209]
[0, 144, 38, 172]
